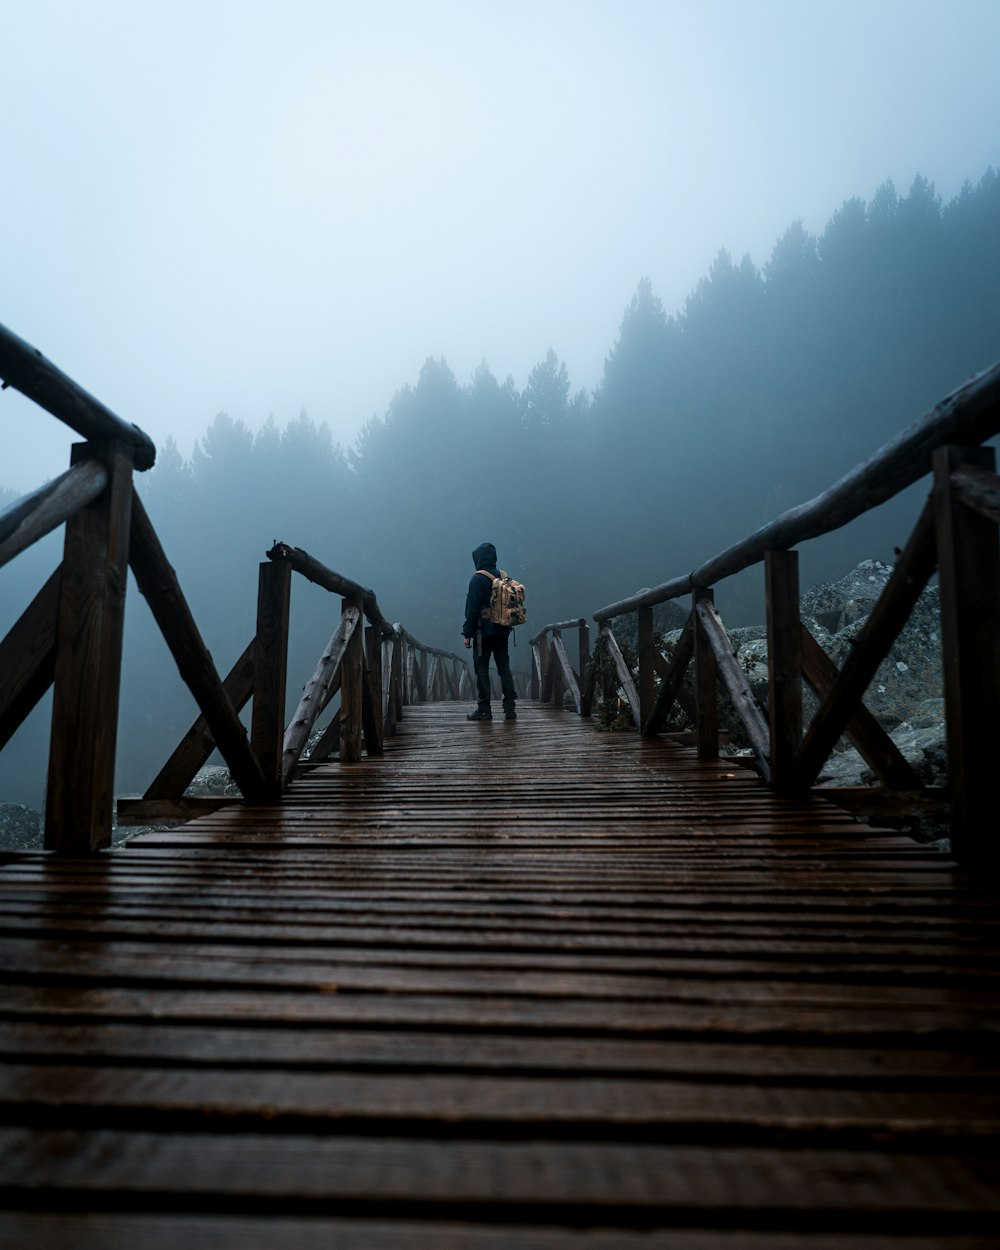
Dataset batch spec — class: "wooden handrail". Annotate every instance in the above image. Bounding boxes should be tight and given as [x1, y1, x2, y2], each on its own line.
[594, 359, 1000, 621]
[517, 362, 1000, 867]
[529, 618, 585, 644]
[0, 321, 156, 471]
[266, 541, 392, 636]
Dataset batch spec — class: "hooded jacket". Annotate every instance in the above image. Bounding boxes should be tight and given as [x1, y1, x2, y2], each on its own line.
[463, 541, 509, 639]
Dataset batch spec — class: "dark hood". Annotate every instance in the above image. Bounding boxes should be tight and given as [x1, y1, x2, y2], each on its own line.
[472, 542, 498, 571]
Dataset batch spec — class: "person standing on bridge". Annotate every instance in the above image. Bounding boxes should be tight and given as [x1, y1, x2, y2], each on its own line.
[462, 541, 517, 721]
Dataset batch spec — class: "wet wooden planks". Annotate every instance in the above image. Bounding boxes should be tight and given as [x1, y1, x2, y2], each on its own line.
[0, 703, 999, 1247]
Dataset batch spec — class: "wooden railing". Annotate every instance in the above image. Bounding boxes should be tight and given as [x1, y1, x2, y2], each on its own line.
[116, 542, 471, 828]
[0, 323, 470, 852]
[541, 361, 1000, 869]
[528, 619, 591, 713]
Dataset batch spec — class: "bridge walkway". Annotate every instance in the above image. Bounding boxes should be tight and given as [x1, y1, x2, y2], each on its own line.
[0, 703, 998, 1247]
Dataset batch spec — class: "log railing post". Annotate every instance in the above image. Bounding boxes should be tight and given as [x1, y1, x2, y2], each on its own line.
[765, 549, 803, 792]
[363, 623, 384, 755]
[389, 628, 404, 730]
[933, 444, 1000, 867]
[403, 636, 414, 705]
[529, 643, 541, 700]
[539, 635, 553, 703]
[381, 636, 393, 730]
[340, 595, 364, 763]
[637, 604, 655, 733]
[579, 622, 597, 718]
[45, 441, 134, 853]
[693, 588, 719, 760]
[550, 632, 564, 708]
[251, 558, 291, 790]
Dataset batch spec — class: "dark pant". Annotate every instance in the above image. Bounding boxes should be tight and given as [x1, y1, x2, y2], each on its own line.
[474, 632, 516, 711]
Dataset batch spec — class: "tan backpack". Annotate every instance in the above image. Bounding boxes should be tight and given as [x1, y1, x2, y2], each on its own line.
[477, 569, 527, 627]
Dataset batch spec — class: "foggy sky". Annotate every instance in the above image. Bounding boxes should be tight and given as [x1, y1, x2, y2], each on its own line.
[2, 0, 998, 492]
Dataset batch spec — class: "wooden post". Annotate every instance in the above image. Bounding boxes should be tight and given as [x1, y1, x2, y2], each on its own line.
[390, 630, 404, 727]
[539, 636, 553, 703]
[340, 596, 364, 763]
[637, 604, 655, 732]
[579, 622, 596, 718]
[642, 612, 694, 737]
[251, 559, 291, 790]
[280, 613, 356, 786]
[45, 442, 133, 853]
[363, 624, 384, 755]
[550, 632, 564, 708]
[934, 444, 1000, 867]
[381, 636, 393, 729]
[693, 588, 718, 760]
[427, 654, 440, 701]
[765, 549, 802, 791]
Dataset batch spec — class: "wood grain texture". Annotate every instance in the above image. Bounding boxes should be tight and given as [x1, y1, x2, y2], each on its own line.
[2, 702, 998, 1244]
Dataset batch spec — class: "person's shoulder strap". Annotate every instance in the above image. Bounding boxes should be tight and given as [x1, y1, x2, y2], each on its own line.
[476, 569, 497, 581]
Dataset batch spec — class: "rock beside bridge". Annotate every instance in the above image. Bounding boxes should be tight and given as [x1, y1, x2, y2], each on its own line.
[0, 802, 42, 850]
[654, 558, 946, 824]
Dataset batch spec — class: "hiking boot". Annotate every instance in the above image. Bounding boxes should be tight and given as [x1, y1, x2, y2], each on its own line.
[467, 709, 492, 721]
[504, 709, 517, 720]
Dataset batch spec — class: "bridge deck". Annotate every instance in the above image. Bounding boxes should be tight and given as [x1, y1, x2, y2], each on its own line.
[0, 703, 998, 1247]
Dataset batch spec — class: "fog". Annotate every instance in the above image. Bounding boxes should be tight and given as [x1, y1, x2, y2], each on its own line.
[2, 0, 999, 810]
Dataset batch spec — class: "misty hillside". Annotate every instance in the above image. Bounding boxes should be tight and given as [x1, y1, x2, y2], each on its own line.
[2, 164, 998, 808]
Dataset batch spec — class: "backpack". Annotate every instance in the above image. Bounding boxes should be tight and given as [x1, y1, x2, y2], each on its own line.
[477, 569, 527, 627]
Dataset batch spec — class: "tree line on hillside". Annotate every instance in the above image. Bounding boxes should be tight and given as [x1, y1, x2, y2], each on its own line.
[1, 166, 998, 807]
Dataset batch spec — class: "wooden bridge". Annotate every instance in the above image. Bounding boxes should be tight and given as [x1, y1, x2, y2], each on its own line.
[2, 323, 1000, 1244]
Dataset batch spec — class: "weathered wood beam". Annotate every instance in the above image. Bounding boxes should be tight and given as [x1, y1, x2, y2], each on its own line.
[0, 321, 157, 470]
[266, 542, 390, 635]
[765, 549, 803, 791]
[0, 568, 60, 752]
[250, 559, 291, 789]
[550, 635, 564, 708]
[795, 496, 937, 789]
[695, 596, 771, 783]
[637, 605, 656, 730]
[339, 597, 364, 764]
[281, 606, 359, 786]
[599, 626, 641, 727]
[693, 589, 720, 759]
[812, 785, 947, 824]
[362, 625, 384, 755]
[142, 639, 256, 801]
[529, 643, 542, 700]
[128, 493, 272, 804]
[528, 618, 586, 645]
[0, 461, 109, 570]
[579, 660, 597, 717]
[949, 461, 1000, 526]
[934, 444, 1000, 867]
[594, 358, 1000, 621]
[388, 629, 404, 730]
[577, 621, 591, 706]
[551, 632, 582, 712]
[45, 444, 134, 853]
[799, 626, 924, 791]
[116, 796, 238, 826]
[641, 612, 694, 738]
